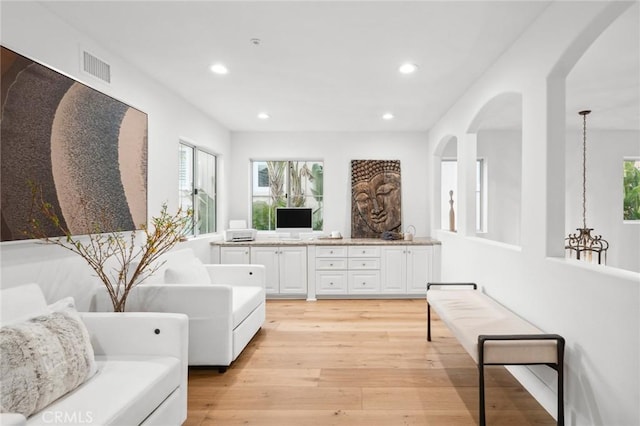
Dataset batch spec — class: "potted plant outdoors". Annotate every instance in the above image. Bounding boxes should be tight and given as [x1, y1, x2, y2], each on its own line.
[25, 182, 192, 312]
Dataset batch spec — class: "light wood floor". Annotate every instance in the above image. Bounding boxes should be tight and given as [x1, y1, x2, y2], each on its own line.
[185, 299, 555, 426]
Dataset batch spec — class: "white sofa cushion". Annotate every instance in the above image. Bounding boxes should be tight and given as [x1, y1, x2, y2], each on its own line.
[231, 286, 265, 329]
[0, 284, 49, 324]
[23, 356, 180, 426]
[0, 297, 97, 418]
[164, 257, 210, 285]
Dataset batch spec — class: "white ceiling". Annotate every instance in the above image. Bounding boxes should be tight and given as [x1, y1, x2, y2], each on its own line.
[39, 1, 639, 132]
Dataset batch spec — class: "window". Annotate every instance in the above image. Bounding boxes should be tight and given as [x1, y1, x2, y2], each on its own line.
[440, 159, 486, 232]
[623, 159, 640, 221]
[179, 142, 216, 235]
[251, 160, 323, 231]
[476, 158, 485, 232]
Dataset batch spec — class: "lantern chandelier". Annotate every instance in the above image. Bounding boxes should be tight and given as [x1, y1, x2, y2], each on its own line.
[565, 110, 609, 264]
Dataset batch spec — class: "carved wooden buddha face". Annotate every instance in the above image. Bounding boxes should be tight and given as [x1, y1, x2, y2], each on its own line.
[351, 160, 402, 238]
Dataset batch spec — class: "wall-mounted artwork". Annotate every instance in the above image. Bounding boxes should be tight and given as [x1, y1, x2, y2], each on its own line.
[0, 46, 148, 242]
[351, 160, 402, 238]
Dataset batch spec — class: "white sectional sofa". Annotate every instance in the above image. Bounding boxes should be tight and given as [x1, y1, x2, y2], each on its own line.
[0, 283, 189, 426]
[95, 248, 266, 369]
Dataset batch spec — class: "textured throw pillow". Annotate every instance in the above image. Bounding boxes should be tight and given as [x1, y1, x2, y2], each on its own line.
[164, 257, 211, 284]
[0, 298, 97, 418]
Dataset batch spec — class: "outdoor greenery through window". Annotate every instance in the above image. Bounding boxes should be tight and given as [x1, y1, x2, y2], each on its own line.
[179, 142, 217, 235]
[623, 159, 640, 220]
[251, 161, 323, 231]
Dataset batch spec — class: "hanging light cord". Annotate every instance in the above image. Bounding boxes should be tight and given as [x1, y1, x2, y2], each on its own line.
[579, 110, 591, 230]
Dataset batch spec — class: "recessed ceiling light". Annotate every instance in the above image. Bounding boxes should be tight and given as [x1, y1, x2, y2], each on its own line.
[210, 63, 229, 75]
[382, 113, 394, 120]
[257, 112, 270, 120]
[398, 63, 418, 74]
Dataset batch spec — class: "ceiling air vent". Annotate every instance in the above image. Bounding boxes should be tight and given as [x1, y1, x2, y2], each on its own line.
[82, 50, 111, 83]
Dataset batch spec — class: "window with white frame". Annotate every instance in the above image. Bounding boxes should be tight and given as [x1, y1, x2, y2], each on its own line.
[251, 160, 323, 231]
[440, 159, 486, 232]
[179, 142, 216, 235]
[623, 158, 640, 221]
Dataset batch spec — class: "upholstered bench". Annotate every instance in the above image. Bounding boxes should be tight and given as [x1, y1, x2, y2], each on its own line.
[426, 282, 565, 426]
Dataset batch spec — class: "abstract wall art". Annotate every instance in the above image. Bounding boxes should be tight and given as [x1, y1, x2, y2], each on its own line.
[351, 160, 402, 238]
[1, 46, 148, 241]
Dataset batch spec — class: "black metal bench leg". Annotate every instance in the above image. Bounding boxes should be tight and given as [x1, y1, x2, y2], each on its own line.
[427, 303, 431, 341]
[557, 366, 564, 426]
[479, 362, 486, 426]
[557, 338, 565, 426]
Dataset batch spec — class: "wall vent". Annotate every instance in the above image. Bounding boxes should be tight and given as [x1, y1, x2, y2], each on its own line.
[82, 50, 111, 83]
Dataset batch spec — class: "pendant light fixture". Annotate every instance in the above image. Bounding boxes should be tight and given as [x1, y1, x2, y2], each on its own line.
[565, 110, 609, 264]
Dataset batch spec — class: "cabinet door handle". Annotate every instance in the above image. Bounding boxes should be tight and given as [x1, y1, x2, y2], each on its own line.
[362, 282, 366, 286]
[330, 263, 334, 266]
[362, 263, 366, 266]
[330, 250, 334, 254]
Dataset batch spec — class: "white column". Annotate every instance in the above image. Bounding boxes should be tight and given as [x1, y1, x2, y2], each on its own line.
[520, 77, 566, 259]
[457, 134, 477, 237]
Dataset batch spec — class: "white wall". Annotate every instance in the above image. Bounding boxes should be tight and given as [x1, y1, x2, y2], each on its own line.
[0, 2, 231, 309]
[429, 2, 639, 425]
[229, 132, 430, 237]
[477, 129, 522, 246]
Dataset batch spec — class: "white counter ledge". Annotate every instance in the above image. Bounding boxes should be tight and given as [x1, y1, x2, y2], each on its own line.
[210, 237, 440, 247]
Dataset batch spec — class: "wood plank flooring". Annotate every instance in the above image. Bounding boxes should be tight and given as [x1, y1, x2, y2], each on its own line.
[185, 299, 555, 425]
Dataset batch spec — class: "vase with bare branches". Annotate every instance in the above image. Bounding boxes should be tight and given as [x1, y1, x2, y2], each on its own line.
[25, 182, 192, 312]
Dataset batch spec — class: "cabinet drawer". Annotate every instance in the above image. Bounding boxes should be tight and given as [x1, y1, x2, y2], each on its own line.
[316, 271, 348, 294]
[316, 258, 348, 270]
[316, 246, 348, 257]
[348, 246, 381, 257]
[348, 258, 380, 270]
[348, 271, 381, 292]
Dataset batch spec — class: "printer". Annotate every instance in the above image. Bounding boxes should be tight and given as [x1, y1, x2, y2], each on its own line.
[223, 220, 257, 242]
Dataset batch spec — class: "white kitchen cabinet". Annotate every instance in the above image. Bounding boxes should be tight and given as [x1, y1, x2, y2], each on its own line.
[213, 240, 439, 299]
[316, 245, 382, 295]
[405, 246, 432, 293]
[315, 245, 348, 295]
[220, 246, 250, 264]
[380, 246, 406, 293]
[347, 270, 381, 293]
[346, 245, 381, 295]
[250, 246, 307, 296]
[315, 271, 348, 294]
[381, 246, 432, 295]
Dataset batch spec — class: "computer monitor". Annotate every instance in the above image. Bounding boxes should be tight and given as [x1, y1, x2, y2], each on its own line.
[275, 207, 313, 238]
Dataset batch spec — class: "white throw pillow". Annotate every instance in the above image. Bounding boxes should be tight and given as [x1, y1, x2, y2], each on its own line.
[0, 297, 97, 418]
[164, 257, 210, 284]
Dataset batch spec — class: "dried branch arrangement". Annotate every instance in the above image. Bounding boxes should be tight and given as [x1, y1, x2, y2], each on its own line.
[25, 182, 192, 312]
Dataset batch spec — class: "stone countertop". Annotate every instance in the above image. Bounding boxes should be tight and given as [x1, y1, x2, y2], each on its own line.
[211, 237, 440, 246]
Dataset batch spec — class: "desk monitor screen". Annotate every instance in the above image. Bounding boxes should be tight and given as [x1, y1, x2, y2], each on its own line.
[276, 207, 313, 238]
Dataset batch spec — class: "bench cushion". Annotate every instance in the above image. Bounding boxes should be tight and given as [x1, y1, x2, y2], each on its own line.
[427, 289, 558, 365]
[232, 286, 265, 329]
[25, 356, 180, 426]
